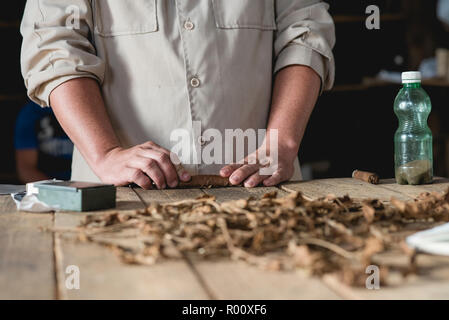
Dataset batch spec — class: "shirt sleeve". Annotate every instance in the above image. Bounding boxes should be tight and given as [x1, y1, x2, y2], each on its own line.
[14, 103, 40, 150]
[274, 0, 336, 91]
[20, 0, 105, 107]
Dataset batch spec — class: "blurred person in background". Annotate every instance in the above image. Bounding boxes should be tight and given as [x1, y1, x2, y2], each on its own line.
[14, 101, 73, 183]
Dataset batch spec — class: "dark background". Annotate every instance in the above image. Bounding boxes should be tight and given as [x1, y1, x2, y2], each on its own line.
[302, 0, 449, 179]
[1, 0, 448, 183]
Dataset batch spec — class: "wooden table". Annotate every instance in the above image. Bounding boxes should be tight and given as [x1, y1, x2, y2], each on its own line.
[2, 178, 449, 300]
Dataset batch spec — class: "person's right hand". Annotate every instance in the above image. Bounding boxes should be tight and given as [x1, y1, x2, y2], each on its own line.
[92, 141, 191, 189]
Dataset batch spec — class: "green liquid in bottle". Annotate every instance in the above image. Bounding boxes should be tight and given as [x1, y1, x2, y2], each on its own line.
[394, 72, 433, 185]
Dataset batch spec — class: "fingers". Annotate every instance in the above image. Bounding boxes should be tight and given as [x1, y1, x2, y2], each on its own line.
[243, 171, 269, 188]
[129, 156, 166, 189]
[171, 154, 191, 182]
[221, 151, 261, 178]
[131, 141, 294, 189]
[128, 168, 153, 190]
[153, 152, 179, 188]
[263, 168, 291, 187]
[229, 164, 260, 185]
[98, 142, 192, 189]
[221, 154, 267, 186]
[142, 143, 191, 185]
[176, 165, 191, 182]
[220, 164, 243, 178]
[139, 149, 179, 188]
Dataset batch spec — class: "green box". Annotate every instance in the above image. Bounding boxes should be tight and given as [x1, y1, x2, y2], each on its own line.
[36, 181, 116, 212]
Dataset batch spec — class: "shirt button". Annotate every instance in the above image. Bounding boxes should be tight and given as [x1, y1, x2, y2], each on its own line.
[184, 20, 195, 31]
[190, 77, 201, 88]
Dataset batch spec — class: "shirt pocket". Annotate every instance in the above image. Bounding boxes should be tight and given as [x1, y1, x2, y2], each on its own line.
[93, 0, 158, 37]
[212, 0, 277, 31]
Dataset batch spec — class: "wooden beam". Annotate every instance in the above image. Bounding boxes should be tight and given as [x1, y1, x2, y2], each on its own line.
[0, 196, 55, 299]
[192, 186, 340, 299]
[54, 187, 208, 299]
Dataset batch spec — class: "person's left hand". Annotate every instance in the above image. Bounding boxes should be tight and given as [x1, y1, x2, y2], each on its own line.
[219, 144, 297, 187]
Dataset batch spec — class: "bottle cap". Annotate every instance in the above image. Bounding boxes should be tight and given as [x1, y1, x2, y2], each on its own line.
[402, 71, 421, 84]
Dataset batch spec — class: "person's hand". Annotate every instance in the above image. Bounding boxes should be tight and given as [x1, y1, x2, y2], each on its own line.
[219, 144, 297, 188]
[93, 141, 191, 189]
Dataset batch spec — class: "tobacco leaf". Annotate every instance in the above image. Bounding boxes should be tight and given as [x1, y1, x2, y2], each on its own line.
[61, 188, 449, 287]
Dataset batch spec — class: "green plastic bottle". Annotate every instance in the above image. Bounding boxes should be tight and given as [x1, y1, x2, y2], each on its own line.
[394, 71, 433, 185]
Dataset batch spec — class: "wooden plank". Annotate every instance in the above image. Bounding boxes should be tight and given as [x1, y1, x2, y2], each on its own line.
[348, 253, 449, 300]
[133, 187, 217, 299]
[55, 187, 208, 299]
[135, 188, 205, 204]
[359, 177, 449, 299]
[195, 186, 340, 299]
[379, 177, 449, 198]
[284, 178, 449, 299]
[321, 248, 449, 300]
[281, 178, 413, 201]
[0, 195, 55, 299]
[194, 260, 339, 299]
[204, 186, 286, 203]
[55, 235, 209, 299]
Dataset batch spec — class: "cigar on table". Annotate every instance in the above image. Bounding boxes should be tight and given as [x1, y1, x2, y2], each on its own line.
[129, 175, 237, 189]
[178, 175, 236, 188]
[352, 170, 379, 185]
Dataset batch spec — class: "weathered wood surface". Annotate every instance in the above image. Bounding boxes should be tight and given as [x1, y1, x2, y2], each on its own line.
[55, 188, 208, 299]
[198, 186, 340, 300]
[285, 178, 449, 300]
[1, 178, 449, 300]
[0, 195, 55, 299]
[282, 178, 413, 201]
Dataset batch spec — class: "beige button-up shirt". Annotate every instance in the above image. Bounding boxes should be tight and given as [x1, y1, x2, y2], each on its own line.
[21, 0, 335, 182]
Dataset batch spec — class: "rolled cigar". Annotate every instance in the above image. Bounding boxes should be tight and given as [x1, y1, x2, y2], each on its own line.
[178, 175, 236, 188]
[352, 170, 379, 185]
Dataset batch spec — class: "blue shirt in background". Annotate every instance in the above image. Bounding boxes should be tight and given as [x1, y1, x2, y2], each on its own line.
[14, 101, 73, 180]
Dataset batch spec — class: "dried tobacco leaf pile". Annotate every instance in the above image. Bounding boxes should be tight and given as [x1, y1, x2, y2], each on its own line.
[72, 189, 449, 286]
